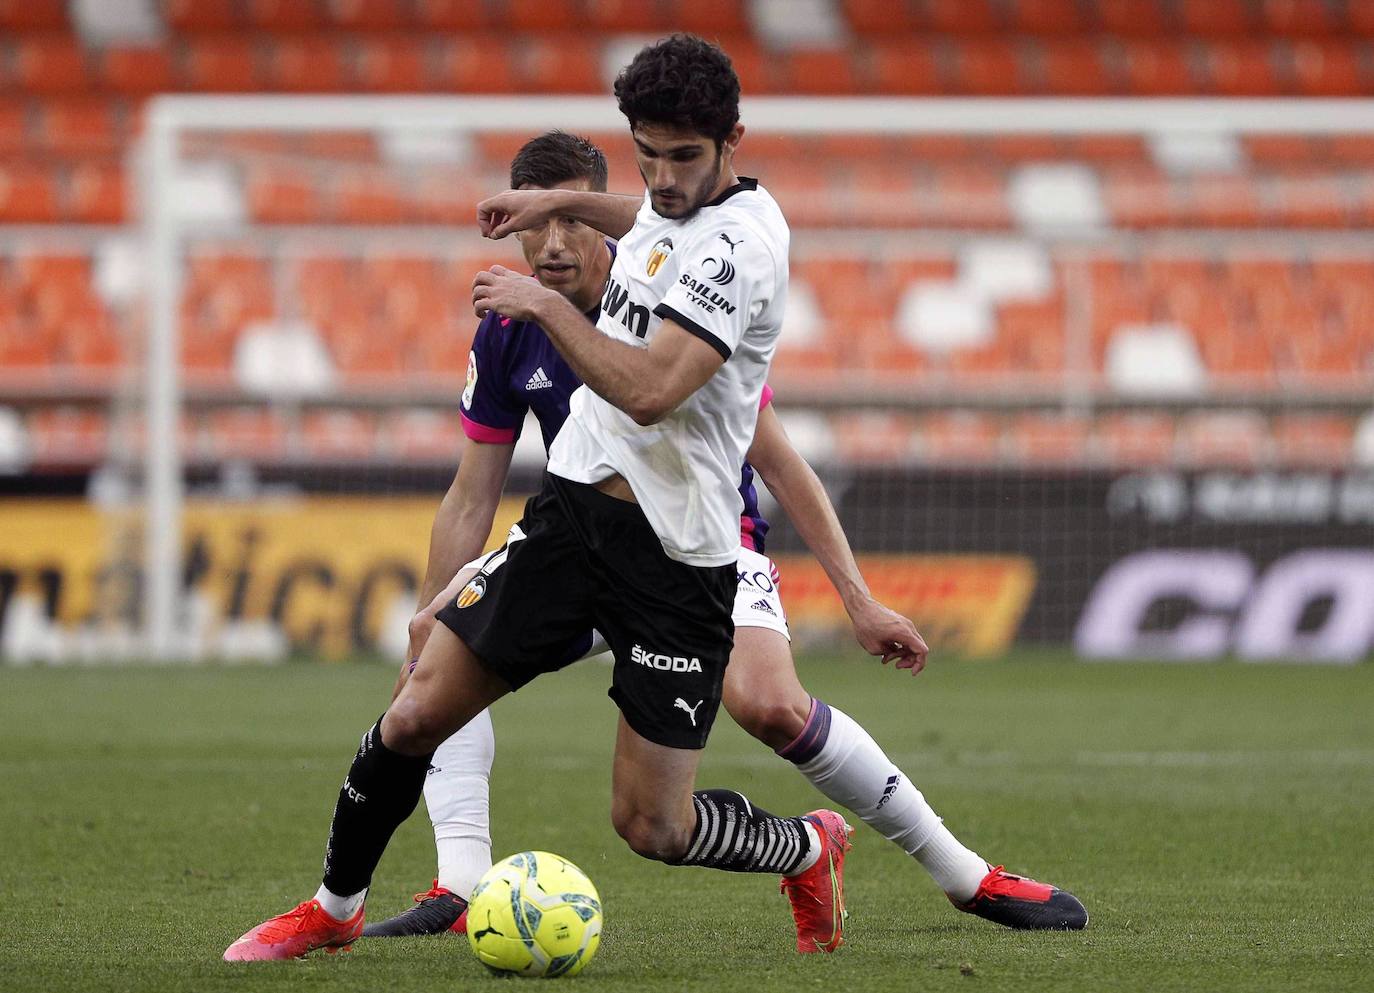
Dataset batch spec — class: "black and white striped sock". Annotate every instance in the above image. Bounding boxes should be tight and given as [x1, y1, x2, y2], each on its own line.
[673, 789, 815, 875]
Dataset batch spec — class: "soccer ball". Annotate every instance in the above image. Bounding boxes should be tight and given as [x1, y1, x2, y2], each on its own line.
[466, 851, 603, 978]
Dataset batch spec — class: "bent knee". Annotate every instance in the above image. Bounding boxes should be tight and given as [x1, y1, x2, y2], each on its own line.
[729, 696, 810, 751]
[611, 808, 691, 863]
[381, 699, 448, 756]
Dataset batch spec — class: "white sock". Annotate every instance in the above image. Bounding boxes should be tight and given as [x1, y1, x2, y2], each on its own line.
[788, 820, 823, 875]
[425, 708, 496, 901]
[789, 702, 988, 901]
[313, 884, 366, 921]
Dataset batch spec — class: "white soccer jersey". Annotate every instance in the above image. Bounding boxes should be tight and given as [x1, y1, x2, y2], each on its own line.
[547, 178, 790, 568]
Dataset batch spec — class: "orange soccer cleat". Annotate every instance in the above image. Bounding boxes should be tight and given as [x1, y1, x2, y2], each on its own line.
[222, 899, 365, 961]
[780, 809, 854, 954]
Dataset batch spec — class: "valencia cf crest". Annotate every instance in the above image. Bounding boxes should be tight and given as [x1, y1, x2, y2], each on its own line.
[455, 574, 487, 609]
[646, 237, 674, 277]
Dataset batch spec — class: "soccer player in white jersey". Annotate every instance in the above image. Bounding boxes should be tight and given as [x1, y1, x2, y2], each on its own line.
[226, 35, 871, 962]
[365, 131, 1087, 944]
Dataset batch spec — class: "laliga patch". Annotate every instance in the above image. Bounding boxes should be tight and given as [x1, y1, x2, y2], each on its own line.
[455, 574, 487, 608]
[646, 237, 674, 277]
[462, 351, 478, 409]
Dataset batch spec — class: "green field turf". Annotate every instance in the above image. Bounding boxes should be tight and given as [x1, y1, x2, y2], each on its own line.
[2, 652, 1370, 993]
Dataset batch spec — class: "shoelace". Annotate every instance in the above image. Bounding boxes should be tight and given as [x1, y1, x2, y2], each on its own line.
[253, 901, 318, 940]
[413, 879, 451, 904]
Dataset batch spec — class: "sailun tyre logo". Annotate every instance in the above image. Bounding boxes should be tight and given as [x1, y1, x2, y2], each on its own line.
[701, 256, 735, 285]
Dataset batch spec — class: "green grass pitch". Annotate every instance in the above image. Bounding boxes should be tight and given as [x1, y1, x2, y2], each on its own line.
[2, 652, 1371, 993]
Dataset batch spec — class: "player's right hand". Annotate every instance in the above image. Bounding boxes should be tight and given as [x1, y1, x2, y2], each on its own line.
[477, 189, 555, 239]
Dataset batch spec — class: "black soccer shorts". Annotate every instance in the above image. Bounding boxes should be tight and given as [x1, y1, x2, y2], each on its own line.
[435, 472, 736, 750]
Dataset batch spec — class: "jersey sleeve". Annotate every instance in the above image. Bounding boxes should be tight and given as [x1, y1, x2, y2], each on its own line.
[652, 220, 775, 361]
[460, 314, 527, 443]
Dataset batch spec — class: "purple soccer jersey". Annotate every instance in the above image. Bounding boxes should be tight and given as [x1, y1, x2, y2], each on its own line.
[460, 302, 772, 553]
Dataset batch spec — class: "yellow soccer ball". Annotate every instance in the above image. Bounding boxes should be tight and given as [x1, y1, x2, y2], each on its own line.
[466, 851, 603, 978]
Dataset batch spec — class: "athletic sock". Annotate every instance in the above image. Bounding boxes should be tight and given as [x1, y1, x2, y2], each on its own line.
[320, 716, 433, 899]
[782, 699, 988, 902]
[313, 883, 366, 921]
[426, 710, 496, 900]
[673, 789, 814, 875]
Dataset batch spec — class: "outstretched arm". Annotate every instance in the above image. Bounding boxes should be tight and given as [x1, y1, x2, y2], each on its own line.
[478, 188, 641, 241]
[747, 404, 928, 674]
[472, 266, 723, 425]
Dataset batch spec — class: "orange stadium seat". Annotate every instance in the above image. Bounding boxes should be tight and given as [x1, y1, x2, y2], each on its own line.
[1348, 0, 1374, 35]
[1119, 41, 1199, 95]
[415, 0, 492, 30]
[13, 37, 92, 92]
[1261, 0, 1339, 36]
[923, 0, 1001, 33]
[0, 0, 68, 30]
[27, 409, 108, 463]
[1326, 134, 1374, 165]
[266, 39, 348, 91]
[331, 0, 412, 31]
[946, 39, 1028, 95]
[712, 38, 773, 94]
[586, 0, 671, 32]
[0, 326, 58, 369]
[518, 37, 604, 93]
[831, 413, 919, 464]
[923, 164, 1013, 228]
[162, 0, 241, 31]
[183, 38, 264, 91]
[0, 100, 27, 155]
[1289, 40, 1366, 96]
[1261, 168, 1349, 227]
[333, 170, 411, 223]
[1244, 135, 1321, 164]
[207, 408, 288, 459]
[1096, 414, 1177, 466]
[1177, 412, 1269, 466]
[1040, 40, 1117, 95]
[867, 40, 944, 94]
[65, 161, 127, 223]
[246, 165, 325, 223]
[666, 0, 750, 36]
[1061, 134, 1149, 163]
[504, 0, 581, 31]
[385, 410, 465, 460]
[1274, 415, 1354, 466]
[780, 48, 862, 95]
[1190, 175, 1264, 227]
[33, 99, 120, 157]
[1199, 40, 1284, 96]
[0, 168, 59, 222]
[1102, 165, 1187, 228]
[354, 37, 430, 91]
[1178, 0, 1256, 35]
[1094, 0, 1170, 34]
[999, 299, 1067, 374]
[843, 0, 917, 34]
[101, 46, 177, 92]
[437, 36, 519, 92]
[1006, 0, 1085, 34]
[246, 0, 327, 32]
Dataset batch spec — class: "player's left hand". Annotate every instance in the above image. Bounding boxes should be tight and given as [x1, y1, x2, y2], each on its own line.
[472, 265, 555, 322]
[847, 596, 929, 675]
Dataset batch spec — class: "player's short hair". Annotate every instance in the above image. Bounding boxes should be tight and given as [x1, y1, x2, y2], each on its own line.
[509, 131, 608, 192]
[614, 34, 741, 148]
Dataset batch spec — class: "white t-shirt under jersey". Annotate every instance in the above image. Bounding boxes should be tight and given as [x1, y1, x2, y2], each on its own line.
[547, 177, 790, 568]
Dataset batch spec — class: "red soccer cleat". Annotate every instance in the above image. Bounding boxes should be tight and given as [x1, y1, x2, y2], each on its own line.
[362, 880, 469, 937]
[223, 900, 365, 961]
[780, 809, 854, 954]
[953, 865, 1088, 930]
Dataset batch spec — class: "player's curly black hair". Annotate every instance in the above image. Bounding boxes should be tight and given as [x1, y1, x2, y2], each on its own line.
[509, 131, 608, 191]
[614, 34, 741, 148]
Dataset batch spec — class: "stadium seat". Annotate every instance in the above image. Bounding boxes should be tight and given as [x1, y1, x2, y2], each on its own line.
[331, 0, 413, 31]
[665, 0, 750, 36]
[1006, 0, 1085, 34]
[266, 39, 348, 91]
[503, 0, 580, 32]
[246, 165, 325, 224]
[1199, 40, 1284, 96]
[923, 0, 1001, 33]
[437, 36, 519, 92]
[780, 48, 862, 95]
[353, 37, 429, 92]
[1094, 0, 1171, 35]
[1189, 175, 1264, 227]
[867, 40, 944, 94]
[831, 413, 919, 464]
[101, 46, 177, 92]
[585, 0, 671, 32]
[27, 408, 108, 463]
[1244, 135, 1321, 164]
[246, 0, 327, 32]
[1348, 0, 1374, 36]
[206, 408, 288, 459]
[333, 170, 411, 223]
[842, 0, 917, 33]
[0, 168, 59, 222]
[1262, 169, 1349, 227]
[1260, 0, 1339, 36]
[301, 411, 378, 460]
[34, 99, 120, 157]
[1007, 413, 1091, 464]
[1118, 41, 1199, 95]
[162, 0, 241, 31]
[384, 409, 464, 460]
[1178, 0, 1256, 35]
[946, 40, 1028, 95]
[1040, 40, 1117, 95]
[415, 0, 492, 29]
[13, 37, 92, 93]
[0, 0, 68, 30]
[0, 100, 24, 156]
[183, 38, 264, 91]
[1289, 40, 1367, 95]
[1177, 412, 1269, 466]
[1274, 415, 1354, 466]
[65, 161, 127, 223]
[916, 412, 1002, 463]
[518, 37, 604, 93]
[1096, 413, 1177, 466]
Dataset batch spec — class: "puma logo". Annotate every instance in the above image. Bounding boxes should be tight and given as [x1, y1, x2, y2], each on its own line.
[674, 698, 703, 726]
[718, 232, 742, 253]
[472, 910, 505, 942]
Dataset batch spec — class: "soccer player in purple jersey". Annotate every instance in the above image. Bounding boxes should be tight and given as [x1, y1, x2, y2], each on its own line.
[361, 131, 1085, 944]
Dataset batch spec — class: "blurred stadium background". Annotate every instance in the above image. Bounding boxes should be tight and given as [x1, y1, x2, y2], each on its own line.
[3, 0, 1374, 667]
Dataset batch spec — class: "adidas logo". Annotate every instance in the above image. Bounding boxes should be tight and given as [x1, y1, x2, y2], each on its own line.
[525, 366, 553, 391]
[750, 598, 776, 616]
